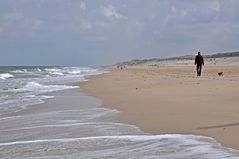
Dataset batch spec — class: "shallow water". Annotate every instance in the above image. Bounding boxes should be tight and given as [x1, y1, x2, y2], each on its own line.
[1, 105, 239, 158]
[0, 66, 103, 115]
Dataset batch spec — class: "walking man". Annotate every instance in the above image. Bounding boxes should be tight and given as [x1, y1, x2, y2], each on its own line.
[195, 52, 204, 76]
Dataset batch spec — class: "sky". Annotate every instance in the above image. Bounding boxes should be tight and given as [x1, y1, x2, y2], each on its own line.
[0, 0, 239, 66]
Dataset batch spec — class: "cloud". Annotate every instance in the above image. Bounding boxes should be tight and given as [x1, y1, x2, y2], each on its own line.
[209, 0, 221, 12]
[171, 6, 188, 17]
[80, 1, 86, 11]
[4, 10, 24, 22]
[103, 5, 128, 20]
[0, 8, 45, 39]
[0, 27, 3, 36]
[31, 19, 43, 30]
[80, 20, 92, 30]
[0, 0, 239, 66]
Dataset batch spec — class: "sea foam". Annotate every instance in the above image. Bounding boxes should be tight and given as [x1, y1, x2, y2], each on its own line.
[0, 135, 238, 159]
[0, 73, 14, 80]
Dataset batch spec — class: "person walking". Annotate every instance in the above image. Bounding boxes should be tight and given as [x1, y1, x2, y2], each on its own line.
[195, 52, 204, 76]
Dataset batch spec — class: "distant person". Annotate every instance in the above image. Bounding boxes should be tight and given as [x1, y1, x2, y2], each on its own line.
[195, 52, 204, 76]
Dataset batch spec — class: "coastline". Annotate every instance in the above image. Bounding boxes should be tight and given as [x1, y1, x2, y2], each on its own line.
[80, 60, 239, 150]
[1, 64, 239, 158]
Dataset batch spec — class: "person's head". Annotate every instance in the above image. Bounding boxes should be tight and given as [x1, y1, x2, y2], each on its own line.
[198, 52, 201, 55]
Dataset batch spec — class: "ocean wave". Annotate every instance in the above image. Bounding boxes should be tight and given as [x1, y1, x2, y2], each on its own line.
[0, 94, 53, 115]
[36, 68, 42, 72]
[48, 72, 64, 76]
[0, 66, 103, 115]
[44, 68, 61, 72]
[0, 73, 14, 80]
[44, 68, 65, 76]
[0, 81, 79, 115]
[0, 135, 238, 158]
[11, 69, 28, 73]
[11, 68, 42, 74]
[0, 134, 221, 146]
[68, 70, 82, 74]
[63, 67, 99, 75]
[20, 81, 78, 93]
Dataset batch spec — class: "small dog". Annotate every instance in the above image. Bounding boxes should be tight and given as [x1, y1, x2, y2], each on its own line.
[218, 72, 223, 76]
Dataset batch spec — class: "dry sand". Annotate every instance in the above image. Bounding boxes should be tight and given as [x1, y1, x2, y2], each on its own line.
[80, 58, 239, 150]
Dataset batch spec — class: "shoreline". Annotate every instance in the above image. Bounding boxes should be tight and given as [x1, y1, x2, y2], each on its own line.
[1, 64, 239, 157]
[80, 63, 239, 150]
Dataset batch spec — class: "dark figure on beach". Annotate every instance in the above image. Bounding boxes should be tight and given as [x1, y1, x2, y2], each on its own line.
[195, 52, 204, 76]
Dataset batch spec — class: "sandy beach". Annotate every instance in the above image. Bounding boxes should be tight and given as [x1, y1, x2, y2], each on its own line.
[1, 63, 239, 158]
[80, 58, 239, 150]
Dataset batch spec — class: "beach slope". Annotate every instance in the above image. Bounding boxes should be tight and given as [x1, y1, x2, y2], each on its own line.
[81, 58, 239, 150]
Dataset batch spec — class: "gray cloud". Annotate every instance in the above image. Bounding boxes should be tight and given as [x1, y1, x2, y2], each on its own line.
[103, 4, 128, 20]
[0, 0, 239, 66]
[80, 1, 86, 11]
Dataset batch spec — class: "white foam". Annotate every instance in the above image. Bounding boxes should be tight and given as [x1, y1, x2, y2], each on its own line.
[0, 135, 186, 146]
[0, 73, 14, 80]
[1, 135, 238, 158]
[8, 81, 78, 93]
[68, 70, 82, 74]
[36, 68, 42, 72]
[11, 69, 27, 73]
[0, 94, 53, 115]
[44, 68, 61, 72]
[0, 81, 78, 115]
[64, 67, 99, 75]
[49, 72, 64, 76]
[0, 122, 141, 132]
[0, 66, 104, 116]
[0, 116, 22, 121]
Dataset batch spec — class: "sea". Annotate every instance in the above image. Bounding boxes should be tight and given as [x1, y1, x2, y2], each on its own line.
[0, 66, 239, 159]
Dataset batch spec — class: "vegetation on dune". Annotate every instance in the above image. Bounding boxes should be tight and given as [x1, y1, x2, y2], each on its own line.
[117, 51, 239, 66]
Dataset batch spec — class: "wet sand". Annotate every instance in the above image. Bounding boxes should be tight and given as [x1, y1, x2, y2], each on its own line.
[80, 59, 239, 150]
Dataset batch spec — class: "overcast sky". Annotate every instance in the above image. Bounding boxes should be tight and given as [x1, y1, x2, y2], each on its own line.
[0, 0, 239, 66]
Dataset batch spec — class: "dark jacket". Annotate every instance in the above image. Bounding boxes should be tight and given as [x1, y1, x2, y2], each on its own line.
[195, 55, 204, 65]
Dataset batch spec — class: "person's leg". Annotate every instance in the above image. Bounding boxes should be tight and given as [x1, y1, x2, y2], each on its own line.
[196, 65, 199, 76]
[198, 65, 202, 76]
[197, 65, 201, 76]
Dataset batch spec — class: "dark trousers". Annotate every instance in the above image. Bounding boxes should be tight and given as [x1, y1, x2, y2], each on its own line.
[196, 64, 202, 76]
